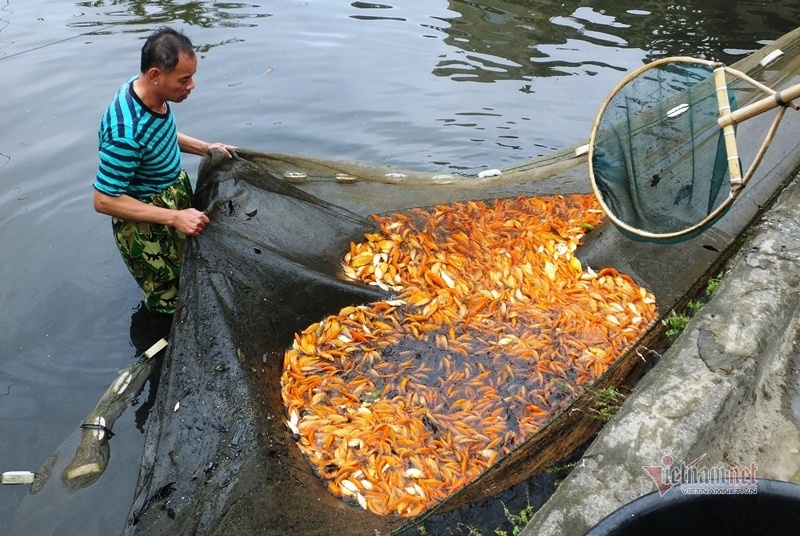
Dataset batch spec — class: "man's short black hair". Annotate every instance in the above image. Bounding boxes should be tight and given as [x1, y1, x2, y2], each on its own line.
[140, 27, 195, 73]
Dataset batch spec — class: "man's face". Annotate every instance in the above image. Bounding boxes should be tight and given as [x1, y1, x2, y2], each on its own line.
[156, 53, 197, 103]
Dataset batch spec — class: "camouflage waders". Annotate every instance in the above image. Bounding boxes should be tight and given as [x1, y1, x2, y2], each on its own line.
[112, 171, 193, 314]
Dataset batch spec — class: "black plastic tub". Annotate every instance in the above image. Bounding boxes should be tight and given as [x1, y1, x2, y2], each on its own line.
[586, 479, 800, 536]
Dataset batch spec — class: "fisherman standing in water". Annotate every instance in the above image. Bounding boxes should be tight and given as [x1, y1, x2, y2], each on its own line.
[93, 26, 235, 314]
[46, 26, 238, 491]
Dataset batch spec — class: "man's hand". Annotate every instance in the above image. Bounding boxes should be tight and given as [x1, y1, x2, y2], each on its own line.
[94, 190, 210, 235]
[172, 208, 210, 236]
[177, 133, 237, 158]
[207, 142, 237, 158]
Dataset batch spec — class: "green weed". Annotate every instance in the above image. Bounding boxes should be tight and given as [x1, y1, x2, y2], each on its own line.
[661, 272, 724, 340]
[705, 272, 722, 296]
[586, 386, 626, 422]
[494, 500, 536, 536]
[662, 309, 692, 340]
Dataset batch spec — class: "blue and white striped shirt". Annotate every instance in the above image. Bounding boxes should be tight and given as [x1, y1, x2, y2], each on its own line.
[94, 77, 182, 200]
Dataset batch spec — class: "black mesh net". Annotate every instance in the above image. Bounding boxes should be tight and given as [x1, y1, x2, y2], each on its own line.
[122, 149, 661, 536]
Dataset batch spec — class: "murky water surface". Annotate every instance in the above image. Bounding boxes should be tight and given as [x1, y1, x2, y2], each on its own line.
[1, 1, 800, 533]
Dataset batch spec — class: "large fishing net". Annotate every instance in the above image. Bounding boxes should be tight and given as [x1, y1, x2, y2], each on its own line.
[123, 30, 800, 536]
[121, 147, 660, 536]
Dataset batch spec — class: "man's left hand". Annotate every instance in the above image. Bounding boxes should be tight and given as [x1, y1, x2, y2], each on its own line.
[207, 142, 237, 158]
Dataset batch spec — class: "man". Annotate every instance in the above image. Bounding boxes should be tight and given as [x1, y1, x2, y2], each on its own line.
[93, 27, 235, 314]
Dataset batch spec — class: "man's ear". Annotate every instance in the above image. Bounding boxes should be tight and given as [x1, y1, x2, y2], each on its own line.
[146, 67, 161, 85]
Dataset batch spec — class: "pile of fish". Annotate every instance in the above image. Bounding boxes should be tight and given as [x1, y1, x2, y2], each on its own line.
[281, 194, 658, 517]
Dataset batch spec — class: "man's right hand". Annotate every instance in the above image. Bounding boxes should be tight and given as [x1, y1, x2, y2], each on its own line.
[173, 208, 210, 236]
[94, 190, 210, 235]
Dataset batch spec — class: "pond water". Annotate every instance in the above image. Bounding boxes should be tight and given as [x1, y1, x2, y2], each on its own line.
[1, 1, 800, 534]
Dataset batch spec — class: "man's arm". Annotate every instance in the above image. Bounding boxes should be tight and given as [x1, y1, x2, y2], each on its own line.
[177, 132, 236, 158]
[93, 190, 209, 236]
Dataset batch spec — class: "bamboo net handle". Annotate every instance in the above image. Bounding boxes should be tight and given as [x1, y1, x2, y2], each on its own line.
[724, 66, 800, 111]
[719, 83, 800, 128]
[714, 66, 743, 185]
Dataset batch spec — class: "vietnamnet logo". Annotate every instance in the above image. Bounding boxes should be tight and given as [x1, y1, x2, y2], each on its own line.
[643, 454, 758, 496]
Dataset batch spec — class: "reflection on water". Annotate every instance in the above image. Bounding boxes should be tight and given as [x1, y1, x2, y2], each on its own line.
[351, 1, 406, 22]
[433, 0, 800, 83]
[71, 0, 269, 30]
[0, 1, 269, 59]
[6, 1, 797, 80]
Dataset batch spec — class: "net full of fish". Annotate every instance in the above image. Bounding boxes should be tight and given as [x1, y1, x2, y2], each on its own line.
[280, 193, 658, 517]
